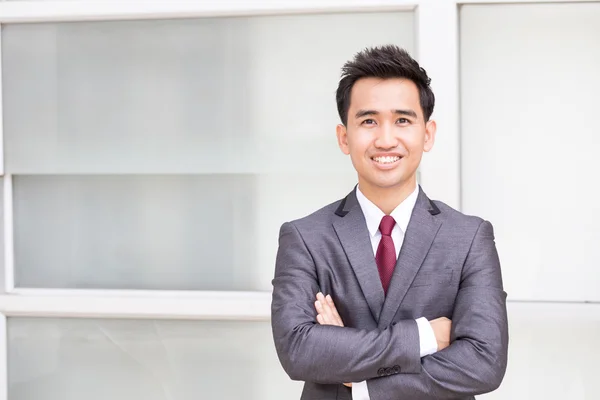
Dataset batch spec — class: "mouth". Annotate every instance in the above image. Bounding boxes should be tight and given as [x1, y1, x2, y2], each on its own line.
[371, 155, 402, 166]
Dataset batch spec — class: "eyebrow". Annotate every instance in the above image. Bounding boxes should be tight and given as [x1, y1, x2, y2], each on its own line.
[355, 109, 418, 119]
[393, 109, 418, 119]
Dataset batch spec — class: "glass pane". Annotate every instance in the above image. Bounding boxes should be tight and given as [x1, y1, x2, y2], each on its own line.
[0, 177, 4, 293]
[479, 316, 600, 399]
[14, 173, 357, 290]
[2, 12, 414, 174]
[460, 3, 600, 301]
[8, 318, 301, 400]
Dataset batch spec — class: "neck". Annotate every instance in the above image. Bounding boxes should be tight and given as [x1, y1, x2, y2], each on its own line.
[358, 179, 417, 215]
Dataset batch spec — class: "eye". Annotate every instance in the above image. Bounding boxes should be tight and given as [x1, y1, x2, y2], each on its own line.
[397, 118, 410, 124]
[361, 119, 376, 126]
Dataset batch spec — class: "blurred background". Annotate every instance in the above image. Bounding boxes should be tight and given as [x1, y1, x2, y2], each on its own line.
[0, 1, 598, 399]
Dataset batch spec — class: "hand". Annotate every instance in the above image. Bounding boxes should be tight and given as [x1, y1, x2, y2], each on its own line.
[314, 292, 344, 327]
[429, 317, 452, 351]
[315, 292, 351, 388]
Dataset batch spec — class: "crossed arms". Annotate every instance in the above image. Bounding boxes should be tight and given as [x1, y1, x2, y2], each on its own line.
[271, 220, 508, 399]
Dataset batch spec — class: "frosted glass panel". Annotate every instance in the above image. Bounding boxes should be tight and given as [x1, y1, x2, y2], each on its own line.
[8, 318, 301, 400]
[13, 173, 357, 290]
[0, 178, 4, 293]
[480, 315, 600, 400]
[460, 3, 600, 301]
[3, 12, 414, 174]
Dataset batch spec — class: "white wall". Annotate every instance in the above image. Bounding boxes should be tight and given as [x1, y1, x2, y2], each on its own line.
[461, 3, 600, 399]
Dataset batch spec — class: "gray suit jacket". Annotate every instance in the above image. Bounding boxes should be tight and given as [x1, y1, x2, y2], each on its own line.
[271, 186, 508, 400]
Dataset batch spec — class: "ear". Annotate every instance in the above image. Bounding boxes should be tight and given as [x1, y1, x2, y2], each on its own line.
[423, 119, 437, 152]
[336, 124, 350, 155]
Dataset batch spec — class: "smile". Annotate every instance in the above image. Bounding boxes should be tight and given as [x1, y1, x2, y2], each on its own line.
[372, 156, 401, 164]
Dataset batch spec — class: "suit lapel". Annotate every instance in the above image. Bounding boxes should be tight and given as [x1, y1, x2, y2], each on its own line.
[333, 189, 385, 322]
[377, 188, 443, 329]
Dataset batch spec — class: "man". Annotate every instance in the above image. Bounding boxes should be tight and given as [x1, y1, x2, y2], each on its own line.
[271, 45, 508, 400]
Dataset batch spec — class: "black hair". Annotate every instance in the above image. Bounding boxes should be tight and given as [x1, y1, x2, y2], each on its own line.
[336, 45, 435, 125]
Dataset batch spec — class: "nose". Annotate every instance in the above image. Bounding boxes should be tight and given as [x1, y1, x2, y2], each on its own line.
[374, 123, 398, 149]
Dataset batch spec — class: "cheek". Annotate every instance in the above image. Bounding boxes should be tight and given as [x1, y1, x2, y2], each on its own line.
[347, 133, 372, 158]
[403, 130, 426, 151]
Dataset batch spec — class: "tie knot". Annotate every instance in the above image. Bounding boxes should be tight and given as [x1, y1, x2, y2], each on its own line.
[379, 215, 396, 236]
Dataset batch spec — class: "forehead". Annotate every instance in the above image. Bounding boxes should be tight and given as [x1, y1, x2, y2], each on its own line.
[348, 77, 421, 116]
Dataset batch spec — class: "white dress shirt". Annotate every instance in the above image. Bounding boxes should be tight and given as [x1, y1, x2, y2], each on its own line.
[351, 184, 438, 400]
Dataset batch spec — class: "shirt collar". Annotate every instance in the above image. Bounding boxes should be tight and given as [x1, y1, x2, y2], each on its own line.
[355, 184, 420, 237]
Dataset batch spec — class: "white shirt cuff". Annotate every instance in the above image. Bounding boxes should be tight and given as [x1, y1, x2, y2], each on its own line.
[351, 381, 370, 400]
[416, 317, 438, 357]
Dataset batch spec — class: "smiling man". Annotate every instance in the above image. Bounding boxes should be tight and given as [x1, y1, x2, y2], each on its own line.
[271, 45, 508, 400]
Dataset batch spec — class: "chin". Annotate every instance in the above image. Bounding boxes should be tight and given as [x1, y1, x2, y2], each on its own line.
[375, 173, 406, 186]
[379, 174, 416, 188]
[368, 179, 405, 189]
[358, 170, 412, 190]
[378, 182, 406, 190]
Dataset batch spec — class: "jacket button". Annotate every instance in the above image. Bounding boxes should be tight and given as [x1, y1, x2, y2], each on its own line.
[377, 368, 386, 377]
[392, 365, 401, 374]
[385, 367, 393, 376]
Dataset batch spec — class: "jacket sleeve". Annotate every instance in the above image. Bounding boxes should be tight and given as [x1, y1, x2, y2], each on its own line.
[271, 221, 422, 384]
[366, 220, 509, 399]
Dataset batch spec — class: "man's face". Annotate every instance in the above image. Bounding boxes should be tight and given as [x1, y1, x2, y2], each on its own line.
[336, 77, 436, 194]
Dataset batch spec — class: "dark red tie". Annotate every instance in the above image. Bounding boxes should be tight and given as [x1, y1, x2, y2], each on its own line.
[376, 215, 396, 295]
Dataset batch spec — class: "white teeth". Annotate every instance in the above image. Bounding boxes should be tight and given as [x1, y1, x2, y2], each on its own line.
[373, 156, 400, 164]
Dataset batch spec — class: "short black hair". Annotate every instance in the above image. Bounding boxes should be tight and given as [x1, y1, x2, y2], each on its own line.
[336, 45, 435, 125]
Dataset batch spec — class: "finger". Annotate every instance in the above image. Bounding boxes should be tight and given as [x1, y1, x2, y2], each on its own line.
[315, 300, 322, 313]
[325, 295, 342, 326]
[322, 301, 337, 325]
[315, 300, 333, 325]
[317, 293, 334, 318]
[317, 293, 341, 326]
[325, 294, 335, 308]
[326, 295, 344, 326]
[329, 300, 344, 326]
[316, 314, 324, 325]
[321, 302, 335, 325]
